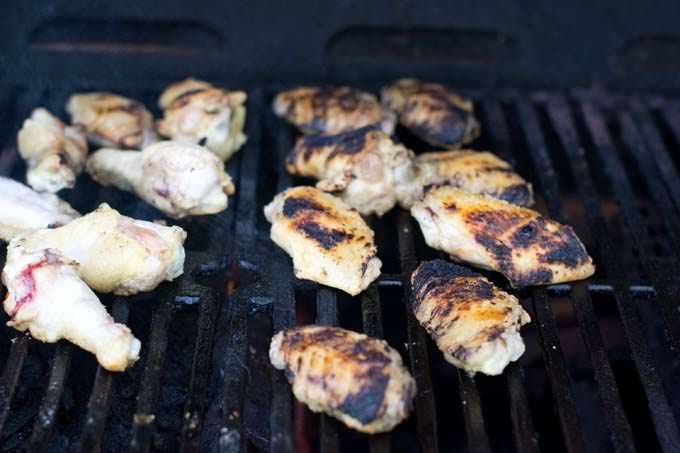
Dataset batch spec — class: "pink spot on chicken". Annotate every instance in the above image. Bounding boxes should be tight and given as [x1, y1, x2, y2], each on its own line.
[10, 258, 49, 318]
[154, 183, 170, 198]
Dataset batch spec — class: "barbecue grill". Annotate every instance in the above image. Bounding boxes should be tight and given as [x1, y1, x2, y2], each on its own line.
[1, 2, 680, 452]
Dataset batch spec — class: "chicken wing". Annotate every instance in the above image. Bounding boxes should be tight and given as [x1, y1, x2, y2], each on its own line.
[18, 203, 186, 295]
[0, 177, 79, 242]
[397, 150, 534, 208]
[86, 141, 235, 218]
[412, 260, 530, 375]
[286, 125, 414, 216]
[66, 92, 157, 149]
[264, 186, 381, 295]
[381, 79, 480, 148]
[273, 86, 395, 135]
[157, 78, 247, 161]
[270, 325, 415, 433]
[410, 186, 595, 287]
[2, 243, 140, 371]
[17, 108, 88, 193]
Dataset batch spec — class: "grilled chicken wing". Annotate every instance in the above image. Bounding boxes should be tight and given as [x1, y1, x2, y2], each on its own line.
[286, 126, 414, 216]
[381, 79, 479, 148]
[270, 325, 415, 433]
[157, 78, 247, 161]
[0, 177, 79, 242]
[410, 186, 595, 287]
[2, 243, 140, 371]
[264, 186, 381, 295]
[412, 260, 530, 375]
[17, 108, 88, 193]
[18, 203, 186, 295]
[397, 150, 533, 208]
[86, 141, 235, 218]
[273, 86, 395, 135]
[66, 92, 157, 149]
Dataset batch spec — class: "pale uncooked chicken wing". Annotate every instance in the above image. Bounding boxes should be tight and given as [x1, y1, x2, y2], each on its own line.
[2, 243, 140, 371]
[86, 141, 235, 218]
[270, 325, 415, 433]
[19, 203, 186, 295]
[157, 78, 247, 161]
[264, 186, 381, 295]
[412, 260, 530, 375]
[411, 186, 595, 287]
[286, 126, 414, 216]
[0, 177, 79, 242]
[17, 108, 88, 192]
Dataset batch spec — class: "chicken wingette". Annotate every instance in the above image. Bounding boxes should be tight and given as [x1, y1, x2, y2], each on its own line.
[286, 125, 414, 216]
[381, 79, 479, 148]
[270, 325, 415, 433]
[410, 186, 595, 287]
[264, 186, 381, 295]
[412, 260, 530, 375]
[273, 86, 395, 135]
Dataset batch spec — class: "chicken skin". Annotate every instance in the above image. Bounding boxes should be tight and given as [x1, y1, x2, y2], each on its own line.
[2, 243, 140, 371]
[397, 150, 534, 209]
[18, 203, 186, 295]
[264, 186, 381, 295]
[157, 78, 248, 161]
[286, 126, 414, 216]
[66, 92, 157, 149]
[270, 325, 415, 433]
[411, 187, 595, 287]
[86, 141, 235, 219]
[381, 79, 480, 148]
[0, 177, 79, 242]
[17, 108, 88, 193]
[273, 86, 395, 135]
[412, 260, 530, 375]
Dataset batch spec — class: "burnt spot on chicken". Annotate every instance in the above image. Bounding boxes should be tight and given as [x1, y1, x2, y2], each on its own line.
[412, 260, 479, 300]
[295, 220, 354, 250]
[291, 125, 376, 163]
[539, 226, 590, 268]
[169, 88, 209, 108]
[336, 370, 389, 424]
[500, 183, 533, 206]
[282, 196, 327, 218]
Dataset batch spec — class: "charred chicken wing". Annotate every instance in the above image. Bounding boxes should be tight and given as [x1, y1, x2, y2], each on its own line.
[157, 78, 247, 161]
[286, 126, 414, 216]
[270, 325, 415, 433]
[264, 186, 381, 295]
[2, 243, 140, 371]
[273, 86, 395, 135]
[17, 108, 88, 193]
[412, 260, 530, 375]
[86, 141, 235, 218]
[66, 92, 157, 149]
[410, 186, 595, 287]
[381, 79, 480, 148]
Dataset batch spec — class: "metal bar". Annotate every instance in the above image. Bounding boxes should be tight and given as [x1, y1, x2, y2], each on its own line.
[457, 370, 491, 453]
[0, 335, 30, 436]
[315, 288, 340, 453]
[505, 362, 539, 453]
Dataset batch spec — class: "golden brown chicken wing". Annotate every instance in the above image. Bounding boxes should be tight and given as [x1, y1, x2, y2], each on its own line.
[381, 79, 479, 148]
[410, 186, 595, 287]
[412, 260, 530, 375]
[273, 86, 395, 135]
[270, 325, 415, 433]
[264, 186, 381, 295]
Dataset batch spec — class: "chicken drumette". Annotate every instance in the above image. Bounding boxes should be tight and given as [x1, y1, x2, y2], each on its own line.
[86, 141, 235, 218]
[17, 108, 88, 193]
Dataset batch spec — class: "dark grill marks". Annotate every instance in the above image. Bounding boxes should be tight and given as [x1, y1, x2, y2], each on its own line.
[298, 220, 353, 250]
[500, 183, 533, 206]
[411, 259, 479, 301]
[168, 88, 209, 108]
[292, 125, 377, 163]
[336, 371, 389, 424]
[282, 196, 327, 217]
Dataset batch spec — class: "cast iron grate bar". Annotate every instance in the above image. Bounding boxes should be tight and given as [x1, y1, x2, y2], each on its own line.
[0, 336, 30, 437]
[457, 369, 491, 453]
[316, 287, 340, 453]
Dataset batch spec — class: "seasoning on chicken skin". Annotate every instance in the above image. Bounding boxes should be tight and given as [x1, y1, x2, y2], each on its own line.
[412, 260, 530, 375]
[2, 244, 140, 371]
[86, 141, 235, 219]
[264, 186, 381, 295]
[273, 86, 396, 135]
[17, 108, 88, 193]
[381, 79, 480, 148]
[410, 186, 595, 287]
[66, 92, 157, 149]
[270, 325, 415, 433]
[397, 150, 534, 209]
[157, 78, 247, 161]
[0, 177, 79, 242]
[18, 203, 186, 295]
[286, 125, 414, 216]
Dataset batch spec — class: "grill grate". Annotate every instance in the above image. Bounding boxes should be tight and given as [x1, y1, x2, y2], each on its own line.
[0, 85, 678, 452]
